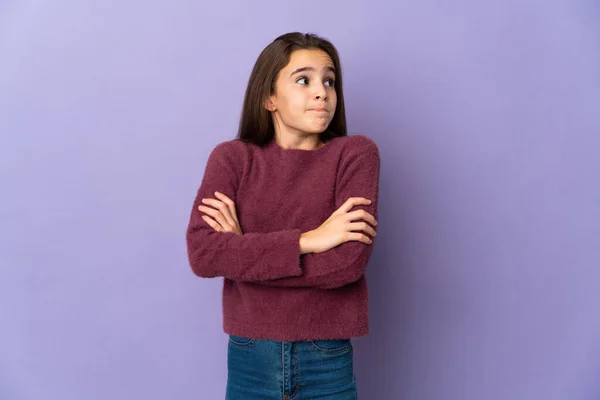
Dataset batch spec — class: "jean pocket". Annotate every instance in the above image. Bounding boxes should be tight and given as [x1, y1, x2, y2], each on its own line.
[309, 339, 351, 354]
[228, 335, 256, 348]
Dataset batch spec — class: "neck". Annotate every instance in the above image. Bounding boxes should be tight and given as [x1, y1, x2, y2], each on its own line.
[273, 132, 323, 151]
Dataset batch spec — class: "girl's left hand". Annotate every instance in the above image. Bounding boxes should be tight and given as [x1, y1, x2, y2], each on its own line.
[197, 191, 243, 235]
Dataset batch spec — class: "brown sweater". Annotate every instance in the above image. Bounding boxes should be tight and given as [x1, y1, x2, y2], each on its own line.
[185, 134, 380, 341]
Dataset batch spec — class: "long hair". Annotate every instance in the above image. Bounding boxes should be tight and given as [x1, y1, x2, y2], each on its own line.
[236, 32, 347, 146]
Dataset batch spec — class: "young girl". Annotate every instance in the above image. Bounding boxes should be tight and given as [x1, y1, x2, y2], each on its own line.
[186, 32, 380, 400]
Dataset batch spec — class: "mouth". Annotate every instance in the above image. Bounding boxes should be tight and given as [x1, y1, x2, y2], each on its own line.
[309, 108, 329, 113]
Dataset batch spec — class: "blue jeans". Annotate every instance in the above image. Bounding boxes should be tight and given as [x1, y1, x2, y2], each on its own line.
[226, 335, 357, 399]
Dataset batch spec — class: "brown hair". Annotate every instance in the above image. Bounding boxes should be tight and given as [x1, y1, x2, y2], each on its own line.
[236, 32, 347, 146]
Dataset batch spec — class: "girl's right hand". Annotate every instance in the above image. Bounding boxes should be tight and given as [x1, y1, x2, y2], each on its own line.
[299, 197, 378, 255]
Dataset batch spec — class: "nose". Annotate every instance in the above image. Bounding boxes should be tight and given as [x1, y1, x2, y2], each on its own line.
[314, 83, 328, 101]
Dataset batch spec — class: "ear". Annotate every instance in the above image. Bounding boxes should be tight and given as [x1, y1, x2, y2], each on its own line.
[265, 96, 277, 112]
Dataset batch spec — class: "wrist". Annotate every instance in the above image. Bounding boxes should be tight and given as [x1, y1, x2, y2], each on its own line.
[299, 231, 313, 255]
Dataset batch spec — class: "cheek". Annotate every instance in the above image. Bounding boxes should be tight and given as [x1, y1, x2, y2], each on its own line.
[279, 89, 303, 108]
[286, 94, 310, 115]
[328, 92, 338, 114]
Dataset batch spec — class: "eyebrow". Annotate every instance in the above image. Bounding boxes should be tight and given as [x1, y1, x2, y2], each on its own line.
[289, 66, 336, 77]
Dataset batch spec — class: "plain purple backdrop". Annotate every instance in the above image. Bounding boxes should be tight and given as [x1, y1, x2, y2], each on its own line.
[1, 1, 599, 399]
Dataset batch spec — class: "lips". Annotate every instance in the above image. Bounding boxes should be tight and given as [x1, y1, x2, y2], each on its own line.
[309, 108, 329, 113]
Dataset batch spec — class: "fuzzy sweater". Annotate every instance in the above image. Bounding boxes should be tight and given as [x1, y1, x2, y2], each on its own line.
[185, 134, 380, 341]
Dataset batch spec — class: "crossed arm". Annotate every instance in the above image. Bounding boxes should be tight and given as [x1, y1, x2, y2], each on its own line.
[185, 139, 380, 289]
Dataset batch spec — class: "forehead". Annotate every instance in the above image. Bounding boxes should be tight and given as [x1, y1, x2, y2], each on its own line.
[284, 49, 334, 71]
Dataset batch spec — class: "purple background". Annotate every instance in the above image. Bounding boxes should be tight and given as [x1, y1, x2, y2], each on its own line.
[1, 1, 599, 399]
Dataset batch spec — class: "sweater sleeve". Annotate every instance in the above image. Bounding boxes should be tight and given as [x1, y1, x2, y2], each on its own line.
[254, 136, 380, 289]
[185, 142, 304, 281]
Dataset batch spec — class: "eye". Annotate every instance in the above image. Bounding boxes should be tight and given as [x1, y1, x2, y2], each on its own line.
[325, 78, 335, 87]
[296, 76, 309, 85]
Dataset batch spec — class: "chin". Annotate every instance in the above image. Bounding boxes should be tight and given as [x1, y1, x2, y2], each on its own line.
[307, 123, 331, 134]
[306, 128, 327, 135]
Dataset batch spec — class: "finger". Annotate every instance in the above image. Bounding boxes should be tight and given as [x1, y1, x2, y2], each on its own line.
[198, 204, 230, 230]
[202, 215, 223, 232]
[339, 197, 372, 213]
[346, 209, 377, 226]
[214, 192, 240, 224]
[347, 221, 377, 237]
[345, 231, 373, 244]
[202, 197, 237, 229]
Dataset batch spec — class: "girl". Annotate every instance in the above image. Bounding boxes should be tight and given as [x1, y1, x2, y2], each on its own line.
[186, 32, 380, 400]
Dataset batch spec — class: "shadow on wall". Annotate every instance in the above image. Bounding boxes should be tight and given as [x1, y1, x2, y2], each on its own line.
[345, 43, 425, 399]
[353, 161, 417, 400]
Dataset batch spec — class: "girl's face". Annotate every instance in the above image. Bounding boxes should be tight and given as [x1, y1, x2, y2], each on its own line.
[266, 49, 338, 138]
